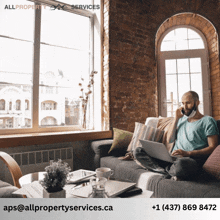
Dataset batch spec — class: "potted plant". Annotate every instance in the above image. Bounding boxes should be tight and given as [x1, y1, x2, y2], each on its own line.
[40, 159, 71, 198]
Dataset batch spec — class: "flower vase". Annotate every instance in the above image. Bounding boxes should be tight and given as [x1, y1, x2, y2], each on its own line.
[82, 107, 87, 129]
[43, 188, 66, 198]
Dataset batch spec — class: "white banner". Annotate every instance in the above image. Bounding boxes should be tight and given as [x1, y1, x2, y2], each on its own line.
[1, 198, 220, 220]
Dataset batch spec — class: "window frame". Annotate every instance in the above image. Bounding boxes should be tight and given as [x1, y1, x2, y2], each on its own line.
[0, 0, 102, 135]
[157, 25, 211, 117]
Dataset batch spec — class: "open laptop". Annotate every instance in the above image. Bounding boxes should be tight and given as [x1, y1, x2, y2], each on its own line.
[139, 139, 180, 163]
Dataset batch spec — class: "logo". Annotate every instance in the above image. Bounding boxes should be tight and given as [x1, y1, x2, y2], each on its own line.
[4, 5, 46, 10]
[50, 4, 65, 10]
[50, 4, 100, 10]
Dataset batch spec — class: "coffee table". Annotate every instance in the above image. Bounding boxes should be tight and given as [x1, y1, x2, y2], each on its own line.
[13, 170, 153, 198]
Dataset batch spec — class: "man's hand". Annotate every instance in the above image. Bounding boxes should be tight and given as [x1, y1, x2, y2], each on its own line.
[171, 149, 190, 157]
[167, 107, 184, 144]
[175, 107, 184, 119]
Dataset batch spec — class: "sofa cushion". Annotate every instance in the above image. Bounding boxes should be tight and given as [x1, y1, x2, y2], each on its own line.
[101, 156, 147, 183]
[0, 180, 22, 198]
[127, 122, 164, 152]
[91, 139, 113, 169]
[147, 175, 220, 198]
[157, 117, 174, 152]
[108, 128, 133, 156]
[145, 117, 159, 128]
[100, 156, 123, 177]
[203, 145, 220, 180]
[100, 156, 161, 187]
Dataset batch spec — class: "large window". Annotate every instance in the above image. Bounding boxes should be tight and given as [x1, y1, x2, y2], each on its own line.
[0, 0, 101, 134]
[158, 27, 211, 117]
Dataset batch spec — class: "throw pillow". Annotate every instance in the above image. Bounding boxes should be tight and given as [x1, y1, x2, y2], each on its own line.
[108, 128, 133, 156]
[145, 117, 159, 128]
[203, 145, 220, 180]
[127, 122, 164, 152]
[157, 117, 174, 153]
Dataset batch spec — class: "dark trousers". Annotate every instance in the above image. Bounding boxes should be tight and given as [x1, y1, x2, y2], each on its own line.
[134, 147, 206, 180]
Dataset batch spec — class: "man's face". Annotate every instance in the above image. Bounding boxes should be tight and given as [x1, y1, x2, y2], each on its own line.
[181, 94, 197, 116]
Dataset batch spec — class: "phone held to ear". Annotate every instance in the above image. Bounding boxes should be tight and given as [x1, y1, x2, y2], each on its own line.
[181, 108, 185, 115]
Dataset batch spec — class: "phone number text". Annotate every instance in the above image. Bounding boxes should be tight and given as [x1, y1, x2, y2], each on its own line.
[152, 204, 217, 211]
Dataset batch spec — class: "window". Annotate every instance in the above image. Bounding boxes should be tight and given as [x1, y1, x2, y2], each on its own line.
[41, 101, 57, 111]
[41, 117, 57, 126]
[0, 100, 5, 110]
[25, 100, 29, 110]
[0, 0, 101, 134]
[158, 27, 211, 117]
[161, 28, 204, 51]
[16, 100, 21, 111]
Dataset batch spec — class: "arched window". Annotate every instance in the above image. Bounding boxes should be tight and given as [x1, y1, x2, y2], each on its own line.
[158, 26, 210, 117]
[41, 101, 57, 110]
[16, 100, 21, 110]
[0, 99, 5, 110]
[41, 117, 57, 126]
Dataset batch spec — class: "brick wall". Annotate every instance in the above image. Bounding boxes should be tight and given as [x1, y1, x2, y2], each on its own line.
[103, 0, 220, 132]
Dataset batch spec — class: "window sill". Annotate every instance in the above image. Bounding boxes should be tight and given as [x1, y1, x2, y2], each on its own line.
[0, 130, 113, 148]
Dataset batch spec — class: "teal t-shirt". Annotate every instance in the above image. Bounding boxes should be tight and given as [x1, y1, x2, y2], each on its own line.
[172, 116, 219, 152]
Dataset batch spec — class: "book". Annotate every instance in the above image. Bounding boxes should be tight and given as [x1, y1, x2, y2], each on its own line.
[118, 187, 143, 198]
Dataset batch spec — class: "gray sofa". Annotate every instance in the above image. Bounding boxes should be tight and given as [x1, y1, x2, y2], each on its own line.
[91, 118, 220, 198]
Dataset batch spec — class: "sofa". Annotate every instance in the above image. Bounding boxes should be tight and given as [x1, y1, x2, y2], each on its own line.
[91, 117, 220, 198]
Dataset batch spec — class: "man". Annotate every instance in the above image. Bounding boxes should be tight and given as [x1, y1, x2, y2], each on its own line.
[134, 91, 219, 180]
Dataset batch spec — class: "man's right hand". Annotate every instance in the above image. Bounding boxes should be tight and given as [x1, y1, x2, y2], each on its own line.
[175, 107, 184, 119]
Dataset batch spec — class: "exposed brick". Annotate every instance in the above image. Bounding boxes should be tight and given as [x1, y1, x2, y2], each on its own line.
[103, 0, 220, 131]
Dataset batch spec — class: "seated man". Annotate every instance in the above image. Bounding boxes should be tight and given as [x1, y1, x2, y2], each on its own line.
[134, 91, 219, 180]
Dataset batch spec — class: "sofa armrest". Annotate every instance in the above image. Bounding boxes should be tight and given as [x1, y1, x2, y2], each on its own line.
[91, 139, 113, 169]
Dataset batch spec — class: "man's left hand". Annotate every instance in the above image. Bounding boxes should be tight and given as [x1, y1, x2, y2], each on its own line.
[171, 149, 190, 157]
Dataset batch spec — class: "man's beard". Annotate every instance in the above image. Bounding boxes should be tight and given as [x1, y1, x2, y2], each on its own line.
[185, 103, 197, 116]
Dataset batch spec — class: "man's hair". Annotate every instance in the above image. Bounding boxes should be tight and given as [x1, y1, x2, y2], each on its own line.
[186, 91, 199, 101]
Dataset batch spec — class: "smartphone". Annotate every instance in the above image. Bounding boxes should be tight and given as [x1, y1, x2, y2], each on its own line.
[181, 108, 185, 115]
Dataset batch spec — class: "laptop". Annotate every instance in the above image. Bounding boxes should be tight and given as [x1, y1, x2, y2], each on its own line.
[139, 139, 180, 163]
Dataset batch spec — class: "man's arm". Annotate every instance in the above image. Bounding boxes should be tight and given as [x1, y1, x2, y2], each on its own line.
[171, 135, 219, 158]
[167, 107, 183, 143]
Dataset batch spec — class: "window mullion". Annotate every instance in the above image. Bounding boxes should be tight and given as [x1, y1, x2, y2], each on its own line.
[32, 4, 41, 131]
[188, 58, 191, 90]
[90, 16, 94, 130]
[176, 59, 180, 107]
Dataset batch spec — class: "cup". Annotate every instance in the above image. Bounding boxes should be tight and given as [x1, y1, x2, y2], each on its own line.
[95, 167, 114, 180]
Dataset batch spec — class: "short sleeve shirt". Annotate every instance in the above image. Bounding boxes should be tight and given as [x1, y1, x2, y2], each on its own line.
[172, 116, 219, 152]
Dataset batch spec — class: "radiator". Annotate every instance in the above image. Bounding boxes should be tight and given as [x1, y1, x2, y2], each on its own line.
[4, 148, 73, 184]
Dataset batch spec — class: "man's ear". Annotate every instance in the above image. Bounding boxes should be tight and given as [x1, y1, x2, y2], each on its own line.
[196, 100, 200, 106]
